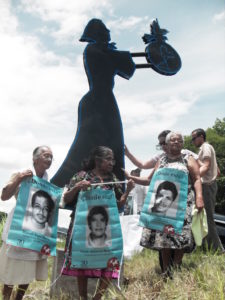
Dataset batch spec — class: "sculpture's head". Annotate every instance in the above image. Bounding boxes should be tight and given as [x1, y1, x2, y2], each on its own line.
[80, 18, 111, 43]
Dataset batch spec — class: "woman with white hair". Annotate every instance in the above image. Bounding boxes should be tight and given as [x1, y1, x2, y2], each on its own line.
[126, 132, 204, 278]
[0, 146, 53, 300]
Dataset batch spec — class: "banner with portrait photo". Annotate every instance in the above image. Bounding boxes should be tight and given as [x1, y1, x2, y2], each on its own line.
[139, 168, 188, 234]
[7, 176, 63, 256]
[71, 188, 123, 270]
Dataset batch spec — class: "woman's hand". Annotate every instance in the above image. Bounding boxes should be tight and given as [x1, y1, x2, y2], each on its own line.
[126, 179, 135, 193]
[63, 180, 91, 204]
[1, 169, 33, 201]
[18, 169, 33, 182]
[75, 180, 91, 191]
[196, 196, 204, 213]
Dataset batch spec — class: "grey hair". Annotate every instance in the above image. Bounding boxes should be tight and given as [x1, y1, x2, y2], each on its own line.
[165, 132, 184, 144]
[33, 146, 51, 161]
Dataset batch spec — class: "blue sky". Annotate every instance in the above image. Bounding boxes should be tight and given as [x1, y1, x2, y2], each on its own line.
[0, 0, 224, 186]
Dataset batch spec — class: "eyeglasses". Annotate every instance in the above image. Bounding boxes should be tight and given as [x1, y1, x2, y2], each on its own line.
[170, 139, 183, 144]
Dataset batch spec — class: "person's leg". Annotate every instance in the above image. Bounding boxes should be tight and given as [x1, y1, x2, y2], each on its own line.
[158, 250, 163, 271]
[2, 284, 14, 300]
[15, 284, 29, 300]
[159, 249, 175, 272]
[202, 182, 224, 251]
[92, 277, 111, 300]
[77, 276, 88, 300]
[160, 249, 172, 273]
[173, 249, 184, 269]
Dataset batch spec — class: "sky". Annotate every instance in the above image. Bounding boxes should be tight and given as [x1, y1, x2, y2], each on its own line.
[0, 0, 225, 187]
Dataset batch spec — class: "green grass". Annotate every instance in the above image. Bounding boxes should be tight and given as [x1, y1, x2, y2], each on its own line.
[0, 216, 224, 299]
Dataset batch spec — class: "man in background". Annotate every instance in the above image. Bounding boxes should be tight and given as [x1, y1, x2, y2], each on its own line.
[191, 128, 224, 253]
[124, 168, 146, 215]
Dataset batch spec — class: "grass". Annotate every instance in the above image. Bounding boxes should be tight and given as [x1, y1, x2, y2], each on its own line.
[0, 215, 225, 299]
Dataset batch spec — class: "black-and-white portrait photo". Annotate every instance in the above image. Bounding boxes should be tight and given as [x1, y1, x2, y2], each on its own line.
[86, 206, 112, 248]
[149, 181, 179, 217]
[22, 189, 55, 236]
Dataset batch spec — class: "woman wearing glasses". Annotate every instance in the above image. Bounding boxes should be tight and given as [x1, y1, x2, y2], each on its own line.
[62, 146, 134, 300]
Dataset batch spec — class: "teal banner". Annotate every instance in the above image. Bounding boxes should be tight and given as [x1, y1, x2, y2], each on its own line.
[7, 176, 63, 256]
[139, 168, 188, 234]
[71, 188, 123, 269]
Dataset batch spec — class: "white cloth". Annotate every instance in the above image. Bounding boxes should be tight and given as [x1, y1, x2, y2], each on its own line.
[120, 215, 143, 258]
[0, 242, 48, 285]
[182, 149, 198, 160]
[129, 185, 147, 214]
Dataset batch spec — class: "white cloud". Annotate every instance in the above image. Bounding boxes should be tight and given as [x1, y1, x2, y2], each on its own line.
[0, 1, 89, 183]
[213, 10, 225, 23]
[19, 0, 114, 42]
[107, 16, 149, 32]
[0, 1, 224, 186]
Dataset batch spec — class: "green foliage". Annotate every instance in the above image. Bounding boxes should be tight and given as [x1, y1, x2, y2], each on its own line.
[184, 117, 225, 214]
[0, 213, 6, 247]
[212, 117, 225, 137]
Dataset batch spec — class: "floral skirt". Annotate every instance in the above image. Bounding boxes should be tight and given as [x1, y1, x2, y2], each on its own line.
[140, 190, 195, 253]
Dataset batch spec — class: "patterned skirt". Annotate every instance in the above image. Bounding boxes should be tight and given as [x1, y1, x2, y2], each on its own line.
[140, 189, 195, 253]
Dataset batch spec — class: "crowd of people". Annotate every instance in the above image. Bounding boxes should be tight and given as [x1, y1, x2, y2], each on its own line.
[0, 128, 224, 300]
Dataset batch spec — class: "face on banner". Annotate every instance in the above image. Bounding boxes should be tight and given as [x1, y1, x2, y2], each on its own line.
[149, 180, 180, 218]
[139, 168, 188, 234]
[71, 188, 123, 269]
[22, 188, 56, 237]
[7, 176, 63, 256]
[86, 205, 112, 248]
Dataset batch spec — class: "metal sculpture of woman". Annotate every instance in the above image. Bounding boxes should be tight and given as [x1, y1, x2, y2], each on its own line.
[52, 19, 136, 187]
[51, 18, 181, 189]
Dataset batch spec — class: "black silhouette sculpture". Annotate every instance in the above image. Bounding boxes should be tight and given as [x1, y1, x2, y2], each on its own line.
[51, 18, 181, 189]
[51, 19, 135, 187]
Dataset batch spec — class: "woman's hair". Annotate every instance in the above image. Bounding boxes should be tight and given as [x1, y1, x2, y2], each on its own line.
[31, 190, 55, 220]
[191, 128, 206, 141]
[158, 130, 171, 139]
[33, 146, 51, 161]
[165, 132, 184, 144]
[87, 206, 109, 229]
[156, 181, 178, 201]
[82, 146, 113, 171]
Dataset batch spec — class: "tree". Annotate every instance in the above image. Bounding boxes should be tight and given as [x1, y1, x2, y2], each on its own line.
[184, 118, 225, 214]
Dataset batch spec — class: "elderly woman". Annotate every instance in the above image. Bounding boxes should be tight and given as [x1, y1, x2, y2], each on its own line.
[0, 146, 53, 300]
[126, 132, 204, 277]
[62, 146, 134, 300]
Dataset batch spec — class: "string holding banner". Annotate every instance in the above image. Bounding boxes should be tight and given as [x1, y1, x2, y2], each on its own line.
[90, 181, 126, 186]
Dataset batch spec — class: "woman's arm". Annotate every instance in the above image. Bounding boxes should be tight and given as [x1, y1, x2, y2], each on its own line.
[1, 170, 33, 201]
[117, 179, 135, 209]
[125, 145, 158, 169]
[123, 166, 155, 186]
[187, 156, 204, 212]
[63, 180, 91, 204]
